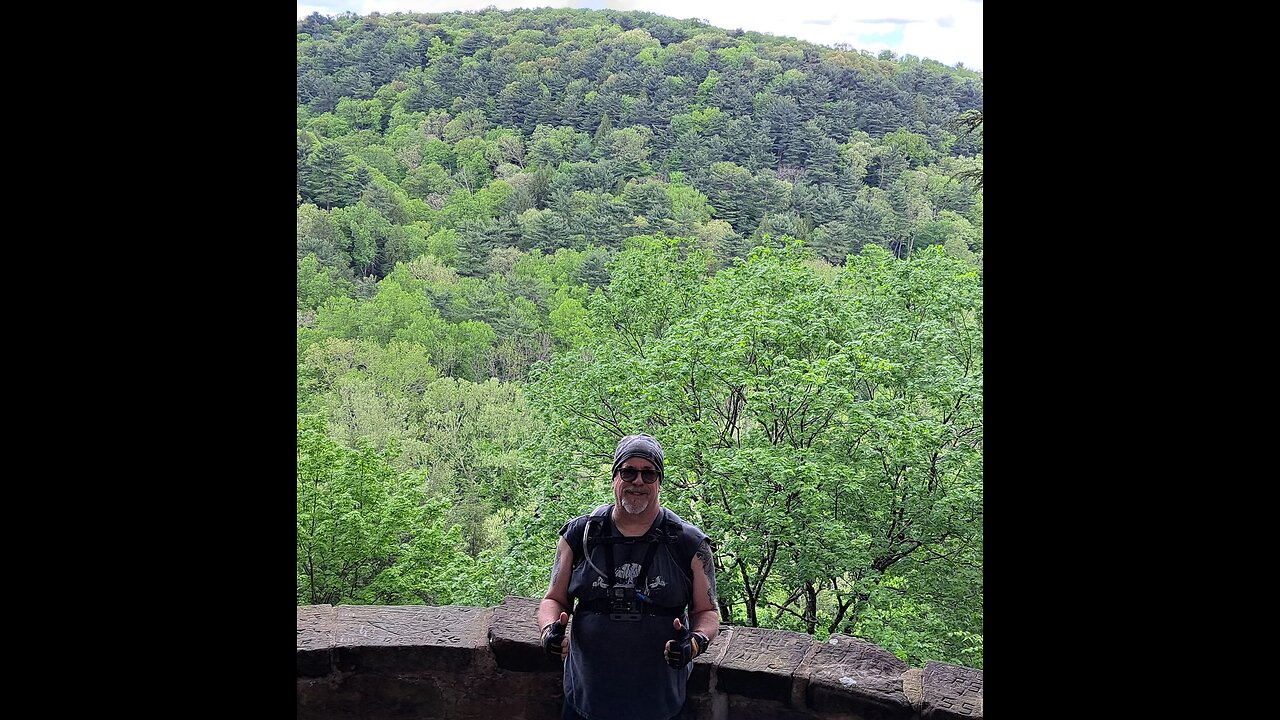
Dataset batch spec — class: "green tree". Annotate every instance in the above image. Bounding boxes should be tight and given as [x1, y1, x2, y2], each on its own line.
[403, 162, 455, 202]
[527, 239, 982, 665]
[298, 253, 354, 310]
[330, 202, 394, 277]
[951, 109, 983, 189]
[415, 377, 537, 551]
[301, 143, 363, 210]
[297, 203, 353, 279]
[663, 180, 713, 237]
[297, 416, 481, 605]
[528, 124, 593, 168]
[598, 125, 654, 185]
[707, 161, 762, 235]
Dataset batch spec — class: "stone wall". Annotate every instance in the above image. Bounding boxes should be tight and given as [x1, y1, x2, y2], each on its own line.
[298, 596, 982, 720]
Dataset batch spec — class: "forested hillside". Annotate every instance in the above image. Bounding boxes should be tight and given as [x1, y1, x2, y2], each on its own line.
[298, 7, 982, 669]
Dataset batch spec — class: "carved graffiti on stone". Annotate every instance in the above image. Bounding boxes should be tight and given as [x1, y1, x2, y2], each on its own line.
[719, 628, 809, 672]
[923, 662, 982, 718]
[333, 606, 489, 647]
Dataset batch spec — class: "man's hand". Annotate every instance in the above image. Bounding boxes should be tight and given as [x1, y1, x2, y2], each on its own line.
[541, 611, 569, 660]
[663, 618, 701, 669]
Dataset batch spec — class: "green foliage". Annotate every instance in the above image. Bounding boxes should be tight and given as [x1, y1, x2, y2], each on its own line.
[300, 7, 980, 273]
[882, 129, 938, 168]
[425, 228, 462, 266]
[415, 377, 538, 550]
[403, 163, 455, 203]
[336, 97, 386, 131]
[297, 416, 480, 605]
[707, 161, 763, 235]
[527, 239, 982, 666]
[297, 203, 353, 280]
[300, 143, 364, 210]
[298, 253, 354, 310]
[330, 203, 394, 277]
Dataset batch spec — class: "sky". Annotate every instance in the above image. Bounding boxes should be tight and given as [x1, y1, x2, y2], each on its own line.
[296, 0, 983, 72]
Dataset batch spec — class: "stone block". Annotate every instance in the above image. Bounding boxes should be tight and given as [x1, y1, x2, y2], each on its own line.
[902, 667, 924, 710]
[330, 605, 492, 674]
[715, 626, 812, 703]
[297, 604, 336, 677]
[798, 634, 912, 720]
[921, 661, 982, 719]
[689, 624, 733, 694]
[489, 595, 566, 673]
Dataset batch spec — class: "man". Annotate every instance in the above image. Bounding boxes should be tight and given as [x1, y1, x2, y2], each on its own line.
[538, 433, 719, 720]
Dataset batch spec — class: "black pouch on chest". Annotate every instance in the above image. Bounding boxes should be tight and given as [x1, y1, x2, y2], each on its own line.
[598, 518, 663, 622]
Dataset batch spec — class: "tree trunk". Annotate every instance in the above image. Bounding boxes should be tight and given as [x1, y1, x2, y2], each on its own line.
[804, 581, 817, 635]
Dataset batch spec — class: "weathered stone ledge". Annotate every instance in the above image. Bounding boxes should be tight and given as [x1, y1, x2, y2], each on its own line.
[298, 596, 982, 720]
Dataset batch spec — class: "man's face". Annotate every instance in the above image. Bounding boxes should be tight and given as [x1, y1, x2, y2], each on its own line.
[613, 458, 660, 515]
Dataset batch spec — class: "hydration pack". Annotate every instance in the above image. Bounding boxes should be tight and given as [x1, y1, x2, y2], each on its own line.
[568, 504, 703, 619]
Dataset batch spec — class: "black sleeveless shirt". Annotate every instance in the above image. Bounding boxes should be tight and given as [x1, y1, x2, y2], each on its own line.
[559, 505, 707, 720]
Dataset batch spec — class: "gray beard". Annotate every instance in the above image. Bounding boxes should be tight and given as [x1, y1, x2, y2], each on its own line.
[620, 495, 650, 514]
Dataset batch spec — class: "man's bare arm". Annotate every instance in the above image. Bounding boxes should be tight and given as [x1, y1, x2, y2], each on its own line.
[537, 536, 574, 630]
[688, 539, 719, 643]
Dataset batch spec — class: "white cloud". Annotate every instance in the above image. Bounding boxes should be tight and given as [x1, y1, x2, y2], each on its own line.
[298, 0, 982, 71]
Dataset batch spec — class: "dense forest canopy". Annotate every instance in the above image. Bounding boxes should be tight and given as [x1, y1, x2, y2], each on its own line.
[298, 7, 982, 669]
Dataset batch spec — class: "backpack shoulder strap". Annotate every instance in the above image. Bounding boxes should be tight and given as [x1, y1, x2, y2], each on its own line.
[567, 504, 614, 569]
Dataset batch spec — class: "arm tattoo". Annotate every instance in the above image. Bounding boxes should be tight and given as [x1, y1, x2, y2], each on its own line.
[696, 539, 717, 608]
[549, 545, 564, 588]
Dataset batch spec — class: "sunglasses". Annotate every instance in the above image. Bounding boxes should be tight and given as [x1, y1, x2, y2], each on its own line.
[617, 466, 661, 484]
